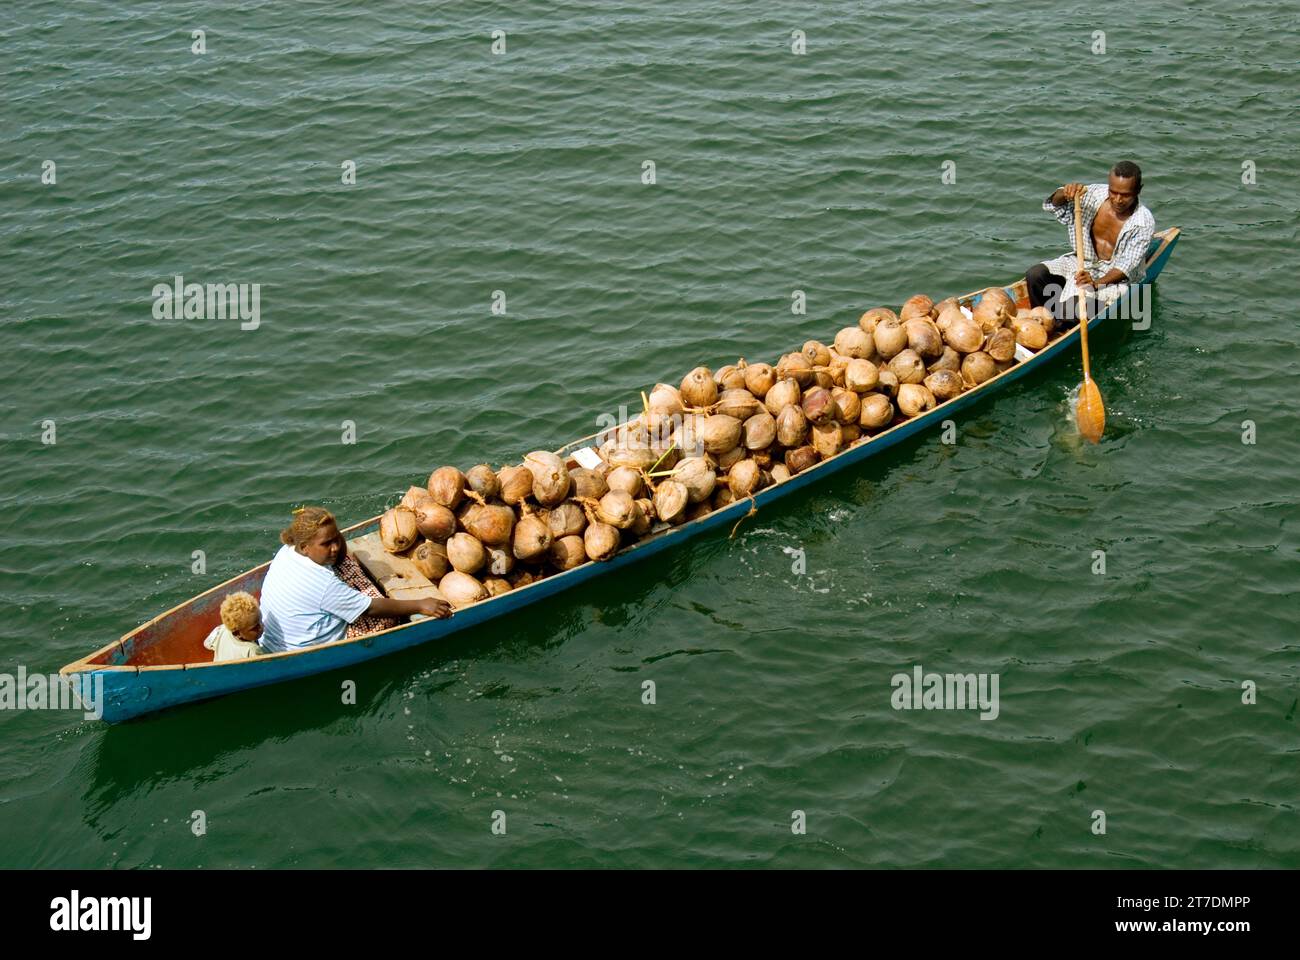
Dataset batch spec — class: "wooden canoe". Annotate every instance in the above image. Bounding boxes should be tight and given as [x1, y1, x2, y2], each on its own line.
[61, 228, 1181, 722]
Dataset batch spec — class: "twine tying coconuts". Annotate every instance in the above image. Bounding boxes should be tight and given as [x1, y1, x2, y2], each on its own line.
[372, 287, 1060, 607]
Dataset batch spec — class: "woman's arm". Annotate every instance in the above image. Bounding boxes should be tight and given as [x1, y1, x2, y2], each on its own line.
[367, 595, 453, 619]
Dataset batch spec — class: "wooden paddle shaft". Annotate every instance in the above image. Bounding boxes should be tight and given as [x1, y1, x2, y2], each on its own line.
[1073, 192, 1093, 379]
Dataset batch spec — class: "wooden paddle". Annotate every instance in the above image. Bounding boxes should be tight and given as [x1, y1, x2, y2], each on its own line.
[1073, 192, 1106, 442]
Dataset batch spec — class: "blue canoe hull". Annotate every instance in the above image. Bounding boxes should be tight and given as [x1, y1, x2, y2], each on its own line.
[63, 230, 1180, 722]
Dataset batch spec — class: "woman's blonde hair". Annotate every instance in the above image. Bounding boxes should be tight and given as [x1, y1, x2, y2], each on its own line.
[220, 591, 260, 633]
[280, 505, 337, 548]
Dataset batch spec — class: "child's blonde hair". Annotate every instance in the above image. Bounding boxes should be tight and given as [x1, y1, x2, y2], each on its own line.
[220, 592, 261, 633]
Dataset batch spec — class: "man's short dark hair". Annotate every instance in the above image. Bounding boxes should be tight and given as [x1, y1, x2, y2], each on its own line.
[1111, 160, 1142, 191]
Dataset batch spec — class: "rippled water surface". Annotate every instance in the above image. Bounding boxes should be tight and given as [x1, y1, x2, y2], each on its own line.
[1, 0, 1297, 868]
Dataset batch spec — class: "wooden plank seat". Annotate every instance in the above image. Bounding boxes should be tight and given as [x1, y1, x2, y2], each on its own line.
[347, 532, 447, 603]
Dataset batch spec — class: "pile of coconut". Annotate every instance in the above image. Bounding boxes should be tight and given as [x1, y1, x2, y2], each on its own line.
[378, 290, 1056, 607]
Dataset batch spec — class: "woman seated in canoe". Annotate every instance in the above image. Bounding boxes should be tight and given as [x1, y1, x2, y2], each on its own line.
[258, 506, 451, 653]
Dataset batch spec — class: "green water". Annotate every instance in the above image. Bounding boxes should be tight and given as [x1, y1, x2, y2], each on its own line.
[2, 0, 1297, 868]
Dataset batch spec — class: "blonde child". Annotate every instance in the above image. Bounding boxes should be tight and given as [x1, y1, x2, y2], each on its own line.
[203, 591, 264, 662]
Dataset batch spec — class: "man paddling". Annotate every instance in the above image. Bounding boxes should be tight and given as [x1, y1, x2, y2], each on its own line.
[1025, 161, 1154, 321]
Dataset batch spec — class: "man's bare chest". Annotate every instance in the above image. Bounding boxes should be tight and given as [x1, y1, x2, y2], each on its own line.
[1091, 202, 1126, 259]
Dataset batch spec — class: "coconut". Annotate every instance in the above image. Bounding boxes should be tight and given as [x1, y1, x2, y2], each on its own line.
[973, 288, 1015, 333]
[859, 393, 894, 429]
[498, 465, 534, 505]
[924, 369, 964, 401]
[897, 383, 937, 417]
[823, 351, 848, 386]
[410, 541, 450, 582]
[594, 489, 637, 529]
[461, 502, 510, 546]
[485, 546, 515, 576]
[799, 386, 835, 425]
[400, 485, 430, 510]
[379, 507, 419, 554]
[512, 508, 553, 562]
[606, 465, 643, 498]
[645, 382, 684, 433]
[717, 388, 761, 421]
[671, 414, 708, 458]
[763, 377, 802, 415]
[873, 316, 908, 360]
[546, 501, 587, 540]
[933, 302, 963, 335]
[833, 326, 875, 360]
[680, 366, 718, 408]
[1011, 316, 1047, 350]
[725, 458, 760, 497]
[812, 369, 835, 390]
[876, 369, 900, 398]
[842, 423, 862, 444]
[446, 532, 487, 574]
[776, 353, 816, 387]
[743, 362, 777, 399]
[888, 349, 926, 385]
[524, 450, 572, 507]
[672, 456, 717, 503]
[771, 463, 791, 484]
[844, 358, 880, 393]
[811, 421, 842, 458]
[630, 499, 653, 536]
[932, 297, 959, 320]
[549, 535, 587, 571]
[1027, 305, 1056, 334]
[928, 346, 962, 374]
[653, 479, 690, 524]
[785, 445, 819, 474]
[905, 317, 944, 359]
[775, 404, 808, 447]
[439, 571, 487, 606]
[943, 313, 984, 353]
[858, 307, 898, 335]
[484, 577, 513, 597]
[961, 351, 997, 386]
[716, 364, 747, 392]
[986, 327, 1017, 362]
[426, 467, 466, 509]
[702, 415, 742, 455]
[716, 444, 746, 474]
[465, 465, 500, 500]
[899, 295, 934, 321]
[743, 411, 777, 450]
[802, 340, 832, 367]
[569, 468, 608, 500]
[413, 500, 457, 543]
[583, 521, 621, 561]
[831, 387, 861, 424]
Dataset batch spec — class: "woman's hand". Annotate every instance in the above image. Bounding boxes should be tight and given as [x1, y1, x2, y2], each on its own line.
[419, 597, 453, 620]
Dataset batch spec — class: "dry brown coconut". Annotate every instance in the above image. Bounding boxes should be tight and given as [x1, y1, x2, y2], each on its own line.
[928, 346, 962, 374]
[606, 465, 644, 498]
[716, 444, 746, 474]
[770, 463, 792, 484]
[546, 501, 587, 540]
[831, 386, 861, 425]
[466, 464, 501, 500]
[775, 404, 809, 447]
[897, 382, 937, 417]
[410, 541, 450, 582]
[743, 410, 777, 450]
[960, 351, 997, 386]
[858, 306, 899, 335]
[742, 362, 777, 399]
[629, 499, 653, 536]
[985, 327, 1017, 362]
[671, 414, 708, 458]
[414, 500, 457, 543]
[1011, 316, 1047, 350]
[801, 340, 832, 367]
[859, 393, 894, 429]
[801, 386, 836, 425]
[653, 478, 690, 524]
[400, 485, 430, 510]
[888, 348, 927, 385]
[972, 287, 1016, 333]
[763, 377, 802, 415]
[943, 312, 984, 353]
[446, 532, 487, 574]
[380, 507, 419, 554]
[680, 366, 718, 408]
[645, 383, 684, 432]
[462, 498, 514, 546]
[844, 358, 880, 393]
[728, 458, 764, 498]
[775, 353, 816, 387]
[426, 467, 467, 509]
[716, 388, 762, 421]
[876, 368, 900, 398]
[873, 315, 908, 360]
[841, 423, 862, 444]
[905, 317, 944, 359]
[899, 294, 935, 321]
[811, 421, 843, 458]
[439, 571, 488, 606]
[583, 521, 621, 561]
[833, 326, 876, 360]
[702, 414, 743, 455]
[525, 450, 572, 507]
[785, 445, 819, 475]
[924, 369, 964, 401]
[512, 506, 554, 562]
[483, 577, 513, 598]
[593, 489, 637, 530]
[497, 465, 534, 505]
[672, 456, 717, 503]
[485, 545, 515, 577]
[931, 297, 959, 320]
[715, 364, 747, 392]
[550, 535, 587, 571]
[569, 467, 608, 501]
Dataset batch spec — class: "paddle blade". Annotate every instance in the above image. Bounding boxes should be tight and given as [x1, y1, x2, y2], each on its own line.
[1076, 377, 1106, 443]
